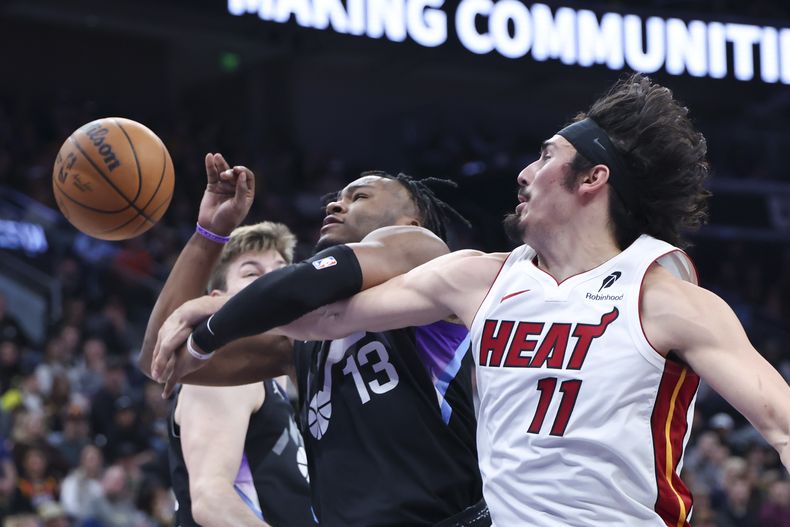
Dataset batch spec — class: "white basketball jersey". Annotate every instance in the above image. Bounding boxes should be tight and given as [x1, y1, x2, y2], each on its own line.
[470, 235, 699, 527]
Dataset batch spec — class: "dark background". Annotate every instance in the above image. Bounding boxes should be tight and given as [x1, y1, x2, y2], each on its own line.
[0, 1, 789, 525]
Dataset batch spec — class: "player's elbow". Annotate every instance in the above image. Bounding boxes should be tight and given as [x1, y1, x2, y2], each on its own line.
[136, 347, 154, 379]
[191, 500, 214, 526]
[190, 484, 226, 526]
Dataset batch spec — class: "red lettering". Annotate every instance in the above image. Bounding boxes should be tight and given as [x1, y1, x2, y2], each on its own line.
[530, 323, 570, 369]
[567, 308, 619, 369]
[480, 320, 515, 366]
[504, 322, 543, 367]
[550, 379, 582, 436]
[527, 377, 557, 433]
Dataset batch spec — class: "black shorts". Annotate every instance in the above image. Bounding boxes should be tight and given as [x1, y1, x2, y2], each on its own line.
[434, 499, 491, 527]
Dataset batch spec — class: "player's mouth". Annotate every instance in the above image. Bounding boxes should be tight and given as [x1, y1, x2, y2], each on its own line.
[515, 190, 529, 213]
[320, 216, 343, 233]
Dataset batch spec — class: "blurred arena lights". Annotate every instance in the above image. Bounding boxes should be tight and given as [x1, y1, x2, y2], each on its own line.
[228, 0, 790, 84]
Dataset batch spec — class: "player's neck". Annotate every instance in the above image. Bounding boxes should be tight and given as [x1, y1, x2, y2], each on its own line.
[530, 224, 621, 284]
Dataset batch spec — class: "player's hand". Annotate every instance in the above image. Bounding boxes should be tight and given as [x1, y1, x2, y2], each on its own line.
[197, 153, 256, 236]
[151, 295, 225, 390]
[159, 346, 204, 399]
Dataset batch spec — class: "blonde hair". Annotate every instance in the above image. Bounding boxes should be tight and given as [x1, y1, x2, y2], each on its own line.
[208, 222, 297, 292]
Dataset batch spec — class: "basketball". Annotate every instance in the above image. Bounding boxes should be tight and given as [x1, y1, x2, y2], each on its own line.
[52, 117, 175, 240]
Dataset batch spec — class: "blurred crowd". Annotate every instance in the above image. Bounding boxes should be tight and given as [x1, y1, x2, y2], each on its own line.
[1, 77, 789, 527]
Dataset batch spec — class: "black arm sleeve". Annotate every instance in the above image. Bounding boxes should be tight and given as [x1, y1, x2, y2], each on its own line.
[191, 244, 363, 353]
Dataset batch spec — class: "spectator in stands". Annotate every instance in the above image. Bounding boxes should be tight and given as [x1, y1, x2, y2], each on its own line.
[60, 444, 104, 522]
[0, 293, 30, 348]
[50, 404, 91, 469]
[760, 479, 790, 527]
[71, 337, 106, 397]
[0, 339, 22, 395]
[716, 477, 760, 526]
[85, 464, 149, 527]
[13, 445, 59, 512]
[103, 396, 152, 467]
[37, 501, 70, 527]
[0, 438, 17, 518]
[89, 358, 129, 441]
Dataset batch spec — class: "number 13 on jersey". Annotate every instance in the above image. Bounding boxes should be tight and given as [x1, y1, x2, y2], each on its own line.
[341, 341, 400, 404]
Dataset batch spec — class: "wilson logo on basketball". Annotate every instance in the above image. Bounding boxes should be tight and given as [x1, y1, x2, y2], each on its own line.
[84, 123, 121, 171]
[479, 308, 618, 369]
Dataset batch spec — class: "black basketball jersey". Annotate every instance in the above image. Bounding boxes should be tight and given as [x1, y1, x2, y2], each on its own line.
[168, 380, 317, 526]
[293, 321, 482, 527]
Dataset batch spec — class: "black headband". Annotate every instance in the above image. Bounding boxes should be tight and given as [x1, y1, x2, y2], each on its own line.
[557, 118, 637, 213]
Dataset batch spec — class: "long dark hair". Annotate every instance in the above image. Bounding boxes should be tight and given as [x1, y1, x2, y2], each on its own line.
[569, 73, 711, 249]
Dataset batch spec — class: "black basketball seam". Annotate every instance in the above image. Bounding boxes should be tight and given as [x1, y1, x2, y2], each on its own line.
[53, 180, 133, 214]
[68, 135, 155, 223]
[112, 118, 143, 203]
[132, 137, 169, 217]
[97, 181, 172, 236]
[124, 139, 171, 236]
[100, 188, 172, 235]
[127, 214, 153, 237]
[149, 190, 173, 216]
[127, 190, 173, 237]
[98, 206, 151, 234]
[99, 128, 172, 236]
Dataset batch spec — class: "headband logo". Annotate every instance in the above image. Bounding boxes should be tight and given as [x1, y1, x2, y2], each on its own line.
[593, 137, 606, 152]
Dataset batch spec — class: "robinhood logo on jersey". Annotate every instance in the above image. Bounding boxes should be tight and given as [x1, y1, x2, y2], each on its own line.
[586, 271, 624, 301]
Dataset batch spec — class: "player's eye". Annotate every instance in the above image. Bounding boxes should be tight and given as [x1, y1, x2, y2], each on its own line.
[352, 193, 368, 201]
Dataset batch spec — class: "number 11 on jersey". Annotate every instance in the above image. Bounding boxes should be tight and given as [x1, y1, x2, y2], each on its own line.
[527, 377, 582, 436]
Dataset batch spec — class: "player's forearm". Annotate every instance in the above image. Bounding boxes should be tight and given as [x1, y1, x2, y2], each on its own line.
[192, 486, 270, 527]
[181, 334, 294, 385]
[139, 234, 223, 377]
[192, 244, 363, 353]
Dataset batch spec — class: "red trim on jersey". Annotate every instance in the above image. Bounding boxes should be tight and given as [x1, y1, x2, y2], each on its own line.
[470, 252, 512, 324]
[500, 289, 531, 303]
[651, 360, 699, 527]
[638, 249, 697, 359]
[529, 255, 615, 287]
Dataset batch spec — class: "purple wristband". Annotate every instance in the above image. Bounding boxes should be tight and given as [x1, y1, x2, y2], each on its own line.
[196, 223, 231, 244]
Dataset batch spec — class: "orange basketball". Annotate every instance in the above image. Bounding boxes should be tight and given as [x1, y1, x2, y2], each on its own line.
[52, 117, 175, 240]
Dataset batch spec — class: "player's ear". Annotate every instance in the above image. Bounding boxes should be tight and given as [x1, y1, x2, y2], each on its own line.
[579, 165, 610, 195]
[208, 289, 224, 297]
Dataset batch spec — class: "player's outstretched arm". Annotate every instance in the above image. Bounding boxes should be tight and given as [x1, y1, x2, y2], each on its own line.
[151, 226, 450, 385]
[642, 266, 790, 471]
[139, 153, 254, 379]
[177, 383, 271, 526]
[280, 250, 508, 342]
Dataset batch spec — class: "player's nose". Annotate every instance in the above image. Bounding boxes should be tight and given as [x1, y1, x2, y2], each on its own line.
[325, 199, 346, 215]
[517, 165, 532, 187]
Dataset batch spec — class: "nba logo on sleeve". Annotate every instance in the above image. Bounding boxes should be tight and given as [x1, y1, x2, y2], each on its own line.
[312, 256, 338, 270]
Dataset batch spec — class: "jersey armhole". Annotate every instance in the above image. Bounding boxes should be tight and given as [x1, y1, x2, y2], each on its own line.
[627, 249, 697, 371]
[469, 251, 515, 333]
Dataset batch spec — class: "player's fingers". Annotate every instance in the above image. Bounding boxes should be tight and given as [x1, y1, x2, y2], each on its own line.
[162, 364, 176, 398]
[234, 170, 248, 200]
[161, 354, 175, 389]
[163, 379, 176, 399]
[233, 166, 255, 197]
[205, 153, 218, 184]
[151, 338, 164, 382]
[152, 331, 175, 382]
[163, 368, 177, 399]
[215, 153, 231, 172]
